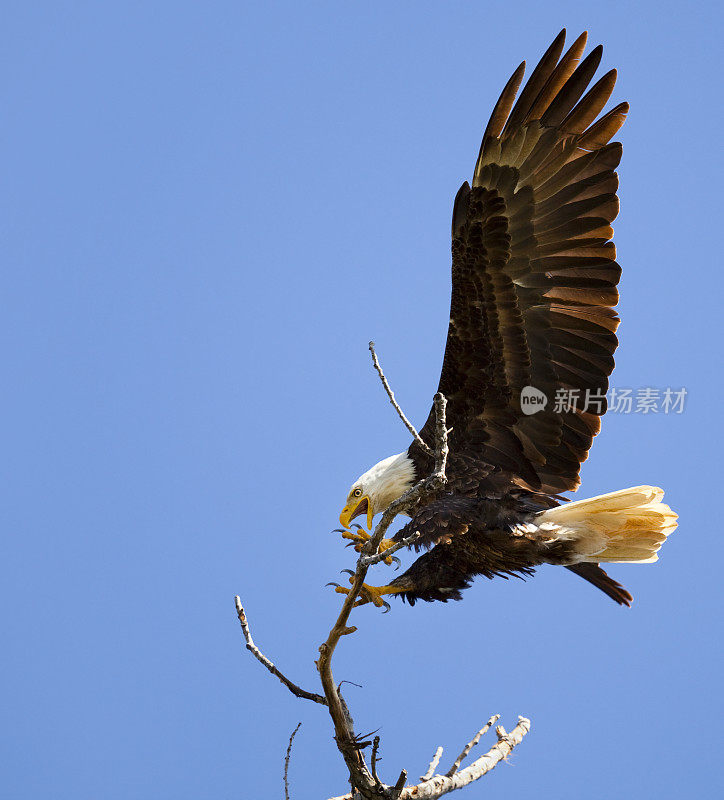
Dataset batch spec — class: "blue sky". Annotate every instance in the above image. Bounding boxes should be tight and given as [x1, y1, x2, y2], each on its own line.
[3, 2, 722, 798]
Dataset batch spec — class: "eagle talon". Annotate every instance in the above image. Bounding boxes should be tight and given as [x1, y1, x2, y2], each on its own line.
[334, 580, 399, 612]
[325, 570, 357, 591]
[338, 529, 369, 545]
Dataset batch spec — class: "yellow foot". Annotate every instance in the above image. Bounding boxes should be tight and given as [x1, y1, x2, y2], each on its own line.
[335, 528, 398, 565]
[333, 577, 403, 611]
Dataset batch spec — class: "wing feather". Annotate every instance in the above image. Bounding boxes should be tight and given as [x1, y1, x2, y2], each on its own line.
[502, 29, 567, 136]
[561, 69, 617, 134]
[540, 45, 604, 127]
[525, 31, 588, 123]
[482, 61, 527, 143]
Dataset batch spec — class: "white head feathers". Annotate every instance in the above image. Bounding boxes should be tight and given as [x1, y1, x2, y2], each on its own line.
[349, 451, 416, 516]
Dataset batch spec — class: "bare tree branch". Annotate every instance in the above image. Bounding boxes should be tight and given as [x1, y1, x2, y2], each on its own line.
[421, 748, 443, 782]
[316, 390, 450, 798]
[390, 770, 407, 799]
[445, 714, 499, 776]
[327, 716, 531, 800]
[284, 723, 302, 800]
[431, 392, 449, 480]
[369, 341, 433, 457]
[234, 597, 327, 706]
[370, 736, 381, 787]
[359, 530, 421, 567]
[235, 344, 531, 799]
[400, 716, 531, 799]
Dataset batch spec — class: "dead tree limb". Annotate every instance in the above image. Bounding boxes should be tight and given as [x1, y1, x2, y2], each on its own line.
[234, 343, 531, 799]
[445, 714, 499, 776]
[326, 717, 531, 800]
[359, 529, 421, 567]
[284, 723, 302, 800]
[315, 390, 450, 797]
[369, 340, 433, 457]
[234, 597, 327, 706]
[421, 748, 443, 782]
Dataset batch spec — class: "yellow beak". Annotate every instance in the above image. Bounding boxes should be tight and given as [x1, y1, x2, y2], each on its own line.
[339, 495, 373, 530]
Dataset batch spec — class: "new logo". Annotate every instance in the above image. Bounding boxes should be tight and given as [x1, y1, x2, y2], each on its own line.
[520, 386, 547, 415]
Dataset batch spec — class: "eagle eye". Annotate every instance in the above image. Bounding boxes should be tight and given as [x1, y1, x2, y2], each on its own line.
[353, 488, 362, 498]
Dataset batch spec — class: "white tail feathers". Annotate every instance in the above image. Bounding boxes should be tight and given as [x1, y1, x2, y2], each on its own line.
[539, 486, 678, 564]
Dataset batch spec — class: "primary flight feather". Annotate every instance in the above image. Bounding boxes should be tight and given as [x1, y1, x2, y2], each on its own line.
[336, 30, 677, 608]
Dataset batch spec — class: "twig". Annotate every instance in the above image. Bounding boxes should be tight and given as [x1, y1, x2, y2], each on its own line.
[284, 723, 302, 800]
[390, 770, 407, 799]
[234, 597, 327, 706]
[371, 394, 449, 533]
[421, 747, 443, 782]
[369, 341, 433, 457]
[431, 392, 449, 480]
[370, 736, 381, 786]
[359, 530, 421, 567]
[445, 715, 499, 776]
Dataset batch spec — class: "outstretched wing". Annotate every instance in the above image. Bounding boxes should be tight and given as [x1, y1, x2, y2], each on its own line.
[417, 30, 626, 495]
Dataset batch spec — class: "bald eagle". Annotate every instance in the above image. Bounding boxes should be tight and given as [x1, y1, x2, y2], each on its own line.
[336, 30, 677, 608]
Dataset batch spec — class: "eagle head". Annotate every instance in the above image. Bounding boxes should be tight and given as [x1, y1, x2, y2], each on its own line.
[339, 452, 415, 530]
